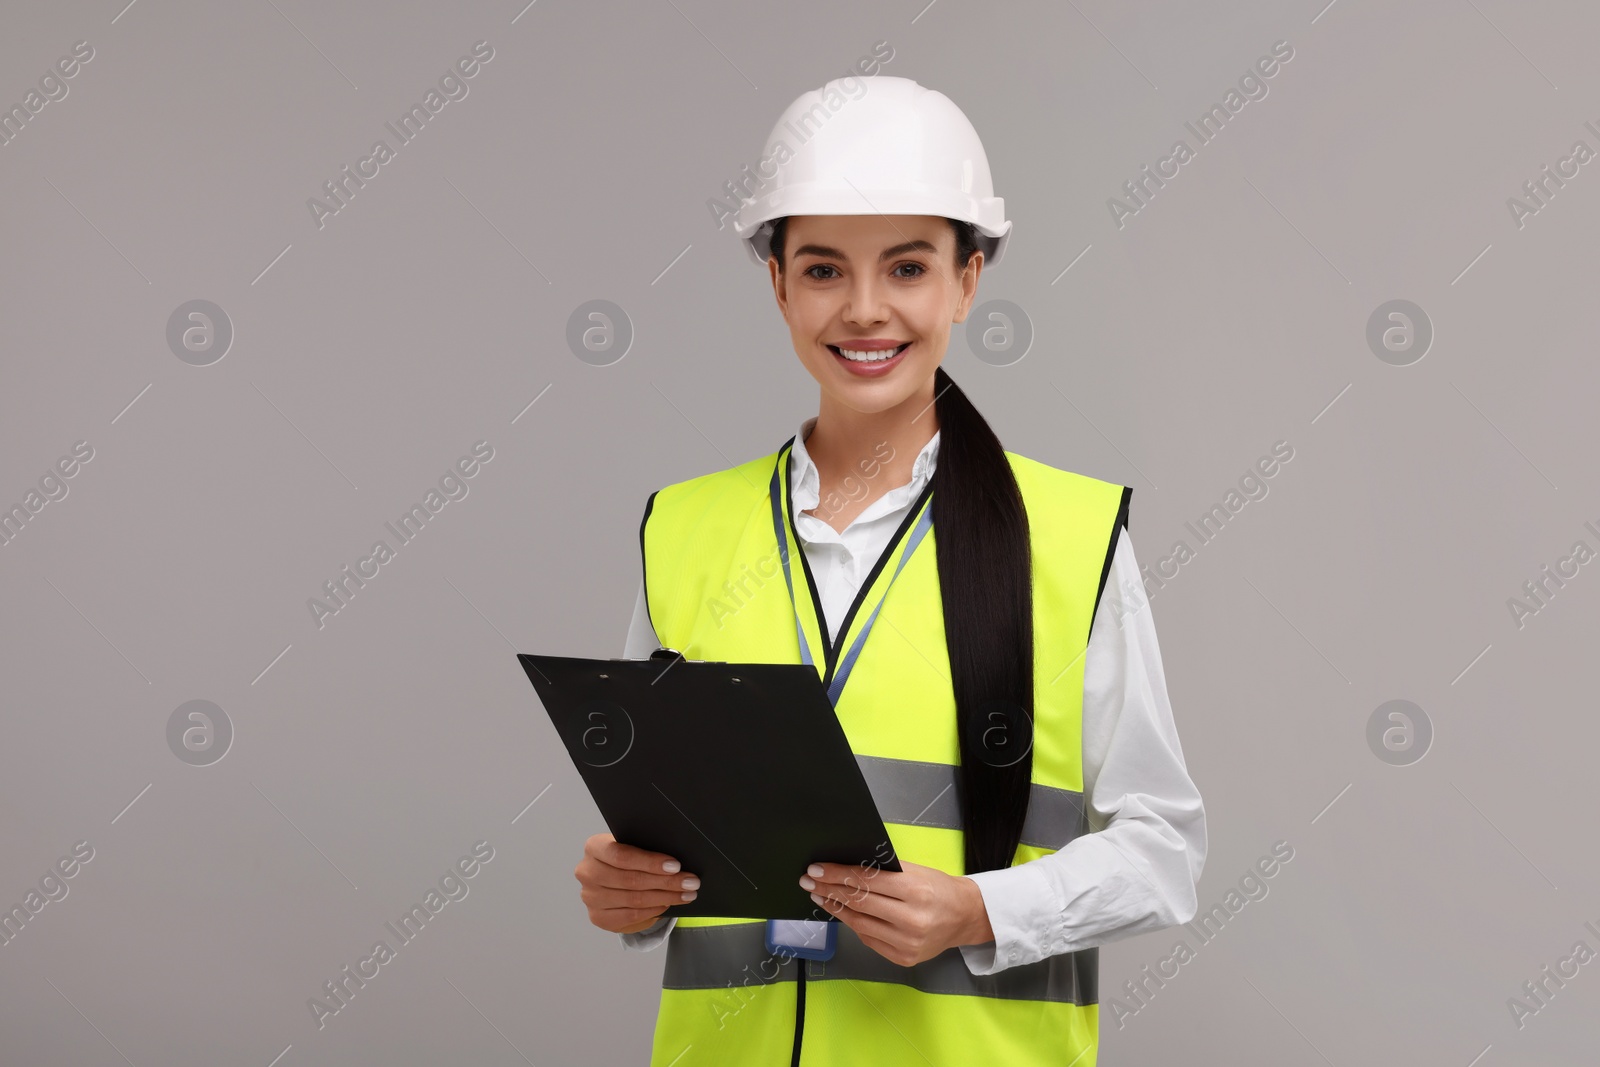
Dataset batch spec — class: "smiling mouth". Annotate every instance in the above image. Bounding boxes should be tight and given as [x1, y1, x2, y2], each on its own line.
[827, 343, 911, 363]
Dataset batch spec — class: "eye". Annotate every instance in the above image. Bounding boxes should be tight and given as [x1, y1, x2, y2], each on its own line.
[892, 262, 927, 279]
[803, 264, 839, 280]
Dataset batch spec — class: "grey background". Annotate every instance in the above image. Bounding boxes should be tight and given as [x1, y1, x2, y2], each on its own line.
[2, 0, 1597, 1064]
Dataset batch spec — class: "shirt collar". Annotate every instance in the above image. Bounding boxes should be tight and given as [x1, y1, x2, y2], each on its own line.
[788, 414, 940, 513]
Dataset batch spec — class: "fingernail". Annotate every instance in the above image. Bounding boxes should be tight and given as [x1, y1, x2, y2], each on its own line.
[809, 892, 824, 904]
[798, 875, 815, 890]
[662, 860, 680, 873]
[682, 877, 700, 890]
[807, 864, 824, 878]
[681, 891, 697, 901]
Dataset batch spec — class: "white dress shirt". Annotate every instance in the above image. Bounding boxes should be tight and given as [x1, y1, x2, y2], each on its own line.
[618, 416, 1206, 976]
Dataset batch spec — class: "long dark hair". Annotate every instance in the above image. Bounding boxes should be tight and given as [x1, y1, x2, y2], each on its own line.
[769, 216, 1034, 876]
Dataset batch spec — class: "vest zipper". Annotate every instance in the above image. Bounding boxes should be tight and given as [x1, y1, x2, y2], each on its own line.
[789, 963, 806, 1066]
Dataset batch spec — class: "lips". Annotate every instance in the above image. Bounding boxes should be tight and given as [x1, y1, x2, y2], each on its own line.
[828, 342, 911, 363]
[826, 341, 912, 378]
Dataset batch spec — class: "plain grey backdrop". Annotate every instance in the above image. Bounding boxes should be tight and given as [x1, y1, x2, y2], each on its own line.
[3, 0, 1598, 1063]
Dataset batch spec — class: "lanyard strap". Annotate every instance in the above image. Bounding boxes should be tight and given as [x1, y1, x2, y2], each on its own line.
[767, 450, 933, 707]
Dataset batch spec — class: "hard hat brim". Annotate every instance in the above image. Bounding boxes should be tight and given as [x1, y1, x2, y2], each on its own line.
[744, 219, 1011, 269]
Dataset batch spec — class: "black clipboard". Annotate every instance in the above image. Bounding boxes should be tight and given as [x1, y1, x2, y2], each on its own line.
[518, 648, 901, 920]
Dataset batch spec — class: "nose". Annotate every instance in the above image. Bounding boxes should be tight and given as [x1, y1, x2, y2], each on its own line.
[841, 272, 890, 328]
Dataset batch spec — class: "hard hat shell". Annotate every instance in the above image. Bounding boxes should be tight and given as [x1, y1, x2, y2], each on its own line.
[734, 76, 1012, 268]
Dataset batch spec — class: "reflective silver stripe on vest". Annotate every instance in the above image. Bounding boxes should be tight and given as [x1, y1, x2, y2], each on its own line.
[663, 919, 1096, 1006]
[854, 754, 1086, 851]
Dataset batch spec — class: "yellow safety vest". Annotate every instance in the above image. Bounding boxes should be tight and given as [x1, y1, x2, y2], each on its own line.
[639, 435, 1129, 1067]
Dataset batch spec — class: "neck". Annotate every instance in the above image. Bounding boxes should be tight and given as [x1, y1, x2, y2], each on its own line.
[803, 383, 940, 495]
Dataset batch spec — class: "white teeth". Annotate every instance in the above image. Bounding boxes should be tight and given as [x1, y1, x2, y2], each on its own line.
[836, 344, 906, 362]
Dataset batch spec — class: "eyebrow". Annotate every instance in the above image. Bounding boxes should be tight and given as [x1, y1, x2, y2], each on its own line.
[791, 239, 940, 262]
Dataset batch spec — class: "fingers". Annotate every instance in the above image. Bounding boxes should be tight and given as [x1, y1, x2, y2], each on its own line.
[595, 903, 675, 934]
[805, 861, 889, 916]
[802, 861, 901, 902]
[577, 834, 701, 933]
[809, 892, 926, 968]
[578, 868, 698, 933]
[581, 883, 697, 912]
[617, 913, 674, 935]
[584, 858, 699, 894]
[588, 833, 688, 877]
[809, 891, 900, 948]
[807, 880, 896, 922]
[580, 835, 698, 892]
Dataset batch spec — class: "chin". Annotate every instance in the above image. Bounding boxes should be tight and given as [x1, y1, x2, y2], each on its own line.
[824, 384, 920, 414]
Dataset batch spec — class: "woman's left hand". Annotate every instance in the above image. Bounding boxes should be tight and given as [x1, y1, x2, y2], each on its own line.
[799, 859, 994, 967]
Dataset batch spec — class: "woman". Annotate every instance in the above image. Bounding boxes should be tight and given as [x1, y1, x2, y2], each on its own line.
[574, 76, 1205, 1066]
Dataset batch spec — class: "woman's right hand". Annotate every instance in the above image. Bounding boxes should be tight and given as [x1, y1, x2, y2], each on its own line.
[576, 832, 700, 934]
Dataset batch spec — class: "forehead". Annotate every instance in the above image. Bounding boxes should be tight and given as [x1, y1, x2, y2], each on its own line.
[785, 214, 950, 253]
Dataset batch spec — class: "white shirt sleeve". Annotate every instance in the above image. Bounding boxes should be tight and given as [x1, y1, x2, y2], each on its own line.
[958, 525, 1207, 975]
[618, 579, 678, 952]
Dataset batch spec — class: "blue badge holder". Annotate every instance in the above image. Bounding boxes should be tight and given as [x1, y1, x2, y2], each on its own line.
[765, 918, 837, 962]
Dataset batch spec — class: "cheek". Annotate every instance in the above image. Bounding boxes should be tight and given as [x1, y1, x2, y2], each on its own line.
[905, 291, 956, 336]
[786, 294, 835, 338]
[907, 318, 950, 352]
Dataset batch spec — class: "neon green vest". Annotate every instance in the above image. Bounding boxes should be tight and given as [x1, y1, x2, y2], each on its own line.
[639, 436, 1129, 1067]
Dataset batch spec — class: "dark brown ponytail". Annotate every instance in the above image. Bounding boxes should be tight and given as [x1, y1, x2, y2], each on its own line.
[930, 365, 1035, 876]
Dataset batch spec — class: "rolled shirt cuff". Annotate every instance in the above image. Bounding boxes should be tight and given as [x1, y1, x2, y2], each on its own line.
[619, 914, 676, 951]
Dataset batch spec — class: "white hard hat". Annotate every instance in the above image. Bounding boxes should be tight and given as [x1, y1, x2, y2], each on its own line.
[734, 76, 1012, 268]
